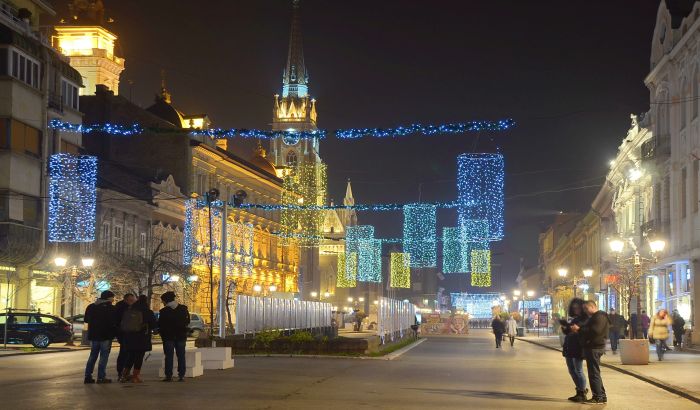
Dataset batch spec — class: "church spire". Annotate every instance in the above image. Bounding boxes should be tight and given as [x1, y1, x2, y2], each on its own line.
[159, 69, 172, 104]
[282, 0, 308, 98]
[343, 179, 355, 206]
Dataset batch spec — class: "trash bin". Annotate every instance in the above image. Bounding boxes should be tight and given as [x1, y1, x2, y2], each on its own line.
[516, 327, 525, 337]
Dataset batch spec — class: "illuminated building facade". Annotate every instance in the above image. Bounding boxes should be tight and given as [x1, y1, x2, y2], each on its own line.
[53, 0, 124, 95]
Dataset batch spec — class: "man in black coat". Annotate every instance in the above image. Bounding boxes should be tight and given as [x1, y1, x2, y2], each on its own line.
[491, 316, 506, 348]
[114, 293, 136, 380]
[83, 290, 116, 384]
[607, 308, 626, 353]
[158, 291, 190, 382]
[571, 300, 609, 405]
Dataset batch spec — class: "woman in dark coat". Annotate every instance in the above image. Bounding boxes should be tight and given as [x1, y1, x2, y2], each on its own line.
[491, 316, 506, 348]
[120, 295, 157, 383]
[560, 298, 587, 402]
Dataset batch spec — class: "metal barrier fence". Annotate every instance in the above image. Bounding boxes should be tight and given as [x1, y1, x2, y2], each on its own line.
[234, 295, 332, 335]
[377, 296, 418, 344]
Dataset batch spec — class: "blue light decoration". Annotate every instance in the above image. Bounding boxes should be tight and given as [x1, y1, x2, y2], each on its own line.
[236, 201, 458, 211]
[451, 293, 502, 318]
[183, 199, 195, 265]
[346, 226, 381, 282]
[442, 227, 469, 274]
[48, 154, 97, 242]
[50, 118, 514, 140]
[403, 203, 437, 268]
[390, 253, 411, 288]
[457, 153, 504, 242]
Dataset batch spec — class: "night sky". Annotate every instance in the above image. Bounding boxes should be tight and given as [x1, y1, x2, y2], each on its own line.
[50, 0, 661, 290]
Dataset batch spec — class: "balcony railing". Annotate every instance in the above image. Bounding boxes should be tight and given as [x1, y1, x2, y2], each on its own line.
[641, 135, 670, 162]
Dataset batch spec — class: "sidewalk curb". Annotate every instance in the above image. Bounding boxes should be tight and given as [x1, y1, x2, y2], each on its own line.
[384, 337, 426, 361]
[232, 338, 426, 361]
[0, 347, 89, 358]
[516, 337, 700, 405]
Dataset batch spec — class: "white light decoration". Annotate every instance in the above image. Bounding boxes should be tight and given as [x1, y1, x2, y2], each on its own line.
[457, 153, 504, 241]
[403, 203, 437, 268]
[346, 225, 380, 282]
[48, 154, 97, 242]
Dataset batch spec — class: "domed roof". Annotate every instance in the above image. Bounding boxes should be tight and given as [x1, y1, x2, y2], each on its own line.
[146, 95, 184, 128]
[249, 143, 277, 176]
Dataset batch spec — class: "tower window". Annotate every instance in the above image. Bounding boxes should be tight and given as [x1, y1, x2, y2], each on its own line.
[286, 151, 298, 167]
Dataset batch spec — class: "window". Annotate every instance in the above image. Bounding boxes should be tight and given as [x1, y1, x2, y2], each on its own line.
[682, 167, 688, 218]
[60, 140, 80, 154]
[61, 79, 79, 110]
[4, 119, 41, 157]
[139, 232, 147, 257]
[113, 225, 123, 254]
[11, 314, 30, 324]
[32, 315, 57, 324]
[286, 150, 298, 167]
[654, 183, 662, 222]
[8, 49, 39, 88]
[125, 226, 134, 256]
[22, 195, 40, 227]
[694, 159, 699, 213]
[101, 222, 111, 250]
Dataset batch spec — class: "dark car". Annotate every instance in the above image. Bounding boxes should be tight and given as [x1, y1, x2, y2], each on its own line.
[0, 312, 73, 348]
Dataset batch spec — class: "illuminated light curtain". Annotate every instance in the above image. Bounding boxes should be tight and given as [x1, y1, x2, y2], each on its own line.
[390, 253, 411, 288]
[358, 239, 382, 282]
[227, 222, 254, 277]
[442, 227, 469, 273]
[190, 202, 223, 271]
[183, 199, 195, 265]
[457, 153, 504, 241]
[403, 203, 437, 268]
[345, 225, 374, 283]
[281, 162, 327, 246]
[336, 252, 357, 288]
[470, 247, 492, 287]
[451, 293, 501, 318]
[48, 154, 97, 242]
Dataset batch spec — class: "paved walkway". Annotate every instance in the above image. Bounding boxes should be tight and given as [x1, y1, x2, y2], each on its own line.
[0, 329, 696, 409]
[518, 334, 700, 402]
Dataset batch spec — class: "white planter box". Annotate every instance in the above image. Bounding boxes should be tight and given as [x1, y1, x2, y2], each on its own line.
[159, 364, 204, 378]
[202, 358, 234, 370]
[619, 339, 649, 365]
[199, 347, 231, 361]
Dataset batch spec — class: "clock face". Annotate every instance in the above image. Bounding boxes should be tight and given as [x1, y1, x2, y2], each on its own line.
[283, 133, 300, 145]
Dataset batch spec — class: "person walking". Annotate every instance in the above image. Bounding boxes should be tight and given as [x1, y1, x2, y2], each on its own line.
[560, 298, 587, 402]
[506, 314, 518, 347]
[607, 308, 626, 354]
[84, 290, 116, 384]
[491, 315, 506, 348]
[649, 309, 672, 361]
[158, 291, 190, 382]
[114, 293, 136, 381]
[119, 295, 156, 383]
[641, 310, 651, 339]
[571, 300, 608, 405]
[671, 309, 686, 348]
[629, 312, 638, 339]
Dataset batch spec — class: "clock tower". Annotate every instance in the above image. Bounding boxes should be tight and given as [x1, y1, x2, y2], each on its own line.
[270, 0, 320, 170]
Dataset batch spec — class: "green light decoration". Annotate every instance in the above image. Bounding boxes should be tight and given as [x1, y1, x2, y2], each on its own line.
[390, 253, 411, 288]
[403, 203, 437, 268]
[281, 162, 327, 246]
[442, 227, 469, 273]
[336, 252, 357, 288]
[470, 248, 492, 287]
[358, 239, 382, 282]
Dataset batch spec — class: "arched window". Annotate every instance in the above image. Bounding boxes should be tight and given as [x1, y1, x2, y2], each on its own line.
[286, 150, 298, 167]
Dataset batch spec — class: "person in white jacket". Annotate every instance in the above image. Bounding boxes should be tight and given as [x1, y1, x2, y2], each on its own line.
[506, 314, 518, 347]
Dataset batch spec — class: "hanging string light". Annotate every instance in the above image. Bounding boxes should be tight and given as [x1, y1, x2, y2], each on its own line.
[442, 227, 468, 274]
[183, 199, 195, 265]
[336, 252, 357, 288]
[49, 118, 514, 140]
[358, 239, 382, 282]
[281, 162, 327, 246]
[390, 253, 411, 288]
[457, 153, 504, 242]
[470, 247, 492, 287]
[403, 203, 437, 268]
[48, 153, 97, 243]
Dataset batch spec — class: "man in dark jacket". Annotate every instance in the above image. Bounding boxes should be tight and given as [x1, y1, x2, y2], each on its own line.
[83, 290, 116, 384]
[491, 316, 506, 348]
[607, 308, 626, 353]
[114, 293, 136, 380]
[158, 291, 190, 382]
[571, 300, 609, 405]
[672, 309, 686, 347]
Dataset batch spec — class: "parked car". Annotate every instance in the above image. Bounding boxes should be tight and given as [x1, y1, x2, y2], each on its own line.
[65, 314, 85, 340]
[153, 312, 206, 338]
[0, 312, 73, 348]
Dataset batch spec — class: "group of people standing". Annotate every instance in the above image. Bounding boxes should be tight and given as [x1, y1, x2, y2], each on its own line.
[83, 290, 191, 384]
[607, 307, 686, 357]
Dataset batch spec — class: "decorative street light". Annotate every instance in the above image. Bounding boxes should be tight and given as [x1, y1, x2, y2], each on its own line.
[557, 268, 568, 278]
[310, 291, 318, 298]
[253, 284, 262, 293]
[269, 285, 277, 292]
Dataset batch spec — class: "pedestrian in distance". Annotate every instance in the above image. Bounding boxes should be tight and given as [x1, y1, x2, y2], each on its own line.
[114, 293, 137, 381]
[607, 308, 626, 354]
[629, 312, 638, 339]
[506, 314, 518, 347]
[491, 315, 506, 348]
[649, 309, 672, 361]
[84, 290, 116, 384]
[570, 300, 608, 405]
[559, 298, 588, 403]
[641, 310, 651, 339]
[671, 309, 686, 348]
[119, 295, 157, 383]
[158, 291, 190, 382]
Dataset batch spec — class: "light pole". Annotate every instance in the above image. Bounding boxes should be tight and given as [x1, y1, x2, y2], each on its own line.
[525, 290, 535, 332]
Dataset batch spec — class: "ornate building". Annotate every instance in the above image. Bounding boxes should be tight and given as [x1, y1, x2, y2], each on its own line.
[53, 0, 125, 95]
